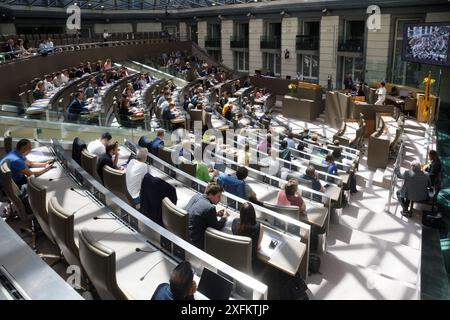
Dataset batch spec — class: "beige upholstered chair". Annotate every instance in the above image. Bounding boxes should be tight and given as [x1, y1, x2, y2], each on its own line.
[263, 202, 299, 221]
[204, 227, 253, 275]
[80, 149, 101, 182]
[27, 176, 55, 244]
[161, 197, 190, 242]
[102, 165, 135, 207]
[179, 161, 196, 177]
[158, 147, 175, 166]
[0, 162, 35, 247]
[78, 228, 129, 300]
[47, 197, 80, 268]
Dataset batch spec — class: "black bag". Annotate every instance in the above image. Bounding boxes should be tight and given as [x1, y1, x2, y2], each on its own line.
[309, 253, 321, 275]
[279, 276, 309, 300]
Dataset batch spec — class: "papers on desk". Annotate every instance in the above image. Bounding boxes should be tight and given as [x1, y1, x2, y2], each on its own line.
[258, 233, 284, 260]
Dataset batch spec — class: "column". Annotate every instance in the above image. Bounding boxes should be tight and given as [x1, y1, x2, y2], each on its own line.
[179, 22, 188, 41]
[318, 16, 339, 89]
[221, 19, 234, 69]
[249, 18, 264, 76]
[281, 17, 298, 79]
[365, 14, 391, 83]
[197, 20, 207, 50]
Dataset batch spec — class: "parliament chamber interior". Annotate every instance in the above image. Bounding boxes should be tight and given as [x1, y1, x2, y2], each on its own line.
[0, 0, 449, 301]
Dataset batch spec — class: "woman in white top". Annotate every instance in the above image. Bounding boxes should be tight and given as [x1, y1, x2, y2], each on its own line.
[375, 82, 387, 105]
[125, 148, 149, 205]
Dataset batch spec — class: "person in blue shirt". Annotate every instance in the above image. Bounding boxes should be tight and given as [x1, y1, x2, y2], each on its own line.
[147, 129, 165, 155]
[323, 155, 338, 175]
[152, 261, 197, 300]
[67, 91, 91, 123]
[0, 139, 55, 190]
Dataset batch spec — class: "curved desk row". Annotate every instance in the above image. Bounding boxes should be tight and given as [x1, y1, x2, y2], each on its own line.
[27, 141, 268, 300]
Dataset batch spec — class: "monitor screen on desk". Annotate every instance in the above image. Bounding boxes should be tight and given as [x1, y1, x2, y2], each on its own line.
[197, 268, 233, 300]
[399, 90, 409, 98]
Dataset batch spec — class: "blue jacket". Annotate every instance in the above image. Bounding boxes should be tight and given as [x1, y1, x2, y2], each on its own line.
[151, 283, 194, 300]
[217, 174, 246, 199]
[67, 99, 88, 122]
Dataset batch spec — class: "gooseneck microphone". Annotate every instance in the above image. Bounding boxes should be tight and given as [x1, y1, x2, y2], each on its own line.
[70, 187, 87, 197]
[140, 259, 164, 281]
[135, 248, 157, 254]
[93, 216, 117, 220]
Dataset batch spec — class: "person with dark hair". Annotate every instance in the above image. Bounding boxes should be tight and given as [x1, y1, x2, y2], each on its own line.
[232, 202, 262, 265]
[67, 91, 91, 123]
[277, 179, 306, 217]
[283, 131, 296, 149]
[302, 165, 324, 192]
[96, 141, 122, 183]
[186, 182, 228, 249]
[424, 150, 441, 190]
[152, 261, 197, 300]
[0, 139, 55, 190]
[331, 147, 342, 162]
[87, 132, 112, 157]
[279, 140, 291, 161]
[323, 155, 338, 175]
[234, 166, 262, 205]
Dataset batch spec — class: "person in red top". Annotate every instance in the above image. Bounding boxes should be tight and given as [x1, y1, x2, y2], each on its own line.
[277, 179, 306, 217]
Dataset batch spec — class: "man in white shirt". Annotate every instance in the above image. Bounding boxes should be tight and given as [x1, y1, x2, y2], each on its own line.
[43, 74, 54, 92]
[87, 132, 112, 157]
[375, 82, 387, 105]
[126, 148, 149, 204]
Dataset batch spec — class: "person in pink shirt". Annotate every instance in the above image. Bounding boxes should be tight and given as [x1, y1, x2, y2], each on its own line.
[103, 58, 112, 70]
[277, 179, 306, 217]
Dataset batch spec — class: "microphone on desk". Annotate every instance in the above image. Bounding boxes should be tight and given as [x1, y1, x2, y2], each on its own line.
[70, 187, 87, 197]
[93, 216, 117, 220]
[48, 176, 68, 181]
[135, 248, 157, 254]
[140, 259, 164, 281]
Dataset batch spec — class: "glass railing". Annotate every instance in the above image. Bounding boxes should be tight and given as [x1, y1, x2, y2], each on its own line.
[338, 38, 364, 52]
[296, 35, 319, 51]
[260, 36, 281, 50]
[205, 38, 221, 48]
[0, 113, 158, 146]
[230, 36, 249, 49]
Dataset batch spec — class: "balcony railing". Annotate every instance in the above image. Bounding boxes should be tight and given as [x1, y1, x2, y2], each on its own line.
[296, 35, 319, 51]
[230, 36, 249, 49]
[205, 37, 221, 48]
[338, 38, 364, 52]
[260, 36, 281, 50]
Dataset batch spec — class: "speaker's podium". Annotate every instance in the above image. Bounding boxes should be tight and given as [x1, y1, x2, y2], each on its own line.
[416, 93, 438, 123]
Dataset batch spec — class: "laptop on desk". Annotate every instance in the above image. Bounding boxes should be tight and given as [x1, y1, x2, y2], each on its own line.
[399, 90, 409, 99]
[197, 268, 233, 300]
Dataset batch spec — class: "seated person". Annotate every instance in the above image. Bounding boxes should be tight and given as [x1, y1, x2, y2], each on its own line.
[310, 133, 320, 146]
[162, 102, 177, 131]
[84, 78, 99, 99]
[96, 141, 122, 183]
[283, 131, 296, 149]
[331, 147, 343, 162]
[32, 81, 46, 100]
[67, 91, 91, 123]
[356, 84, 365, 97]
[43, 74, 54, 92]
[222, 102, 233, 121]
[277, 179, 306, 217]
[257, 134, 271, 152]
[322, 155, 338, 175]
[196, 162, 219, 183]
[279, 140, 291, 161]
[237, 143, 251, 167]
[144, 129, 165, 156]
[391, 86, 398, 96]
[301, 165, 324, 192]
[87, 132, 112, 157]
[395, 160, 431, 216]
[232, 202, 262, 266]
[0, 139, 55, 191]
[298, 128, 310, 141]
[424, 150, 441, 190]
[118, 97, 134, 126]
[186, 183, 228, 249]
[220, 166, 262, 206]
[151, 261, 197, 301]
[125, 148, 148, 205]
